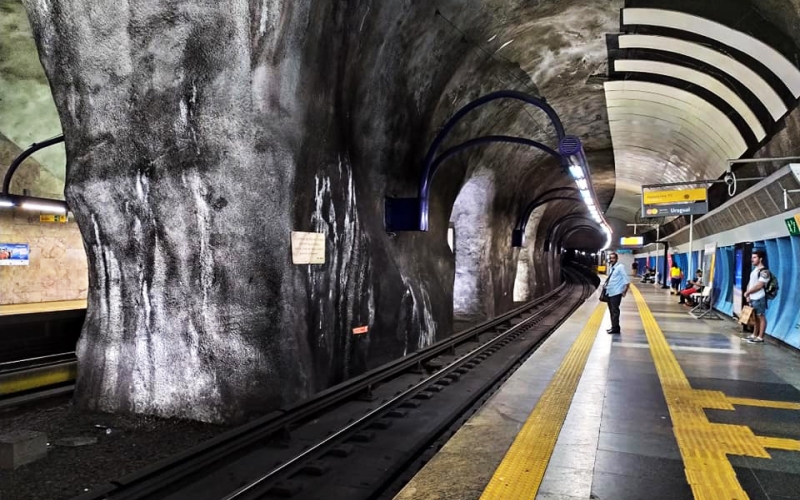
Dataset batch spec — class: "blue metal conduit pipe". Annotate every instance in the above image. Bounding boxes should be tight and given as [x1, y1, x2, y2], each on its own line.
[385, 90, 573, 232]
[2, 135, 65, 196]
[1, 134, 69, 213]
[512, 186, 579, 247]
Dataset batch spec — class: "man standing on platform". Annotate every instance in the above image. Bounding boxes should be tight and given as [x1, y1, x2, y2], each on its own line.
[744, 249, 771, 344]
[605, 252, 630, 335]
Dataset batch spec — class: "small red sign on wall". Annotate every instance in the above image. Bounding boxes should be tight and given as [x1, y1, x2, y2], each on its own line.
[352, 326, 369, 335]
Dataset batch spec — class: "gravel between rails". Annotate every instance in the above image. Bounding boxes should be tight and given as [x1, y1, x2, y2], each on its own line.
[0, 399, 227, 500]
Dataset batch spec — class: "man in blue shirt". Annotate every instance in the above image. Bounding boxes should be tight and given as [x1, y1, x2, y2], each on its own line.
[604, 252, 630, 334]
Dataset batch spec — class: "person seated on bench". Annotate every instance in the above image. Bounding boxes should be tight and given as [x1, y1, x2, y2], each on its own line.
[679, 270, 703, 305]
[640, 266, 656, 283]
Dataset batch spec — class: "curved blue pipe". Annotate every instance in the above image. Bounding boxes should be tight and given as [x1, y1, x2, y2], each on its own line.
[512, 195, 582, 247]
[515, 187, 579, 232]
[415, 92, 567, 231]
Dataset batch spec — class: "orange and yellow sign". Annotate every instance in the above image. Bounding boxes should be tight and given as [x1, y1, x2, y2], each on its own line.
[643, 188, 707, 205]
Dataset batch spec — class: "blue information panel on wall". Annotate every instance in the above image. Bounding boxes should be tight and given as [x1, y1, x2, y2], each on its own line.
[0, 243, 30, 266]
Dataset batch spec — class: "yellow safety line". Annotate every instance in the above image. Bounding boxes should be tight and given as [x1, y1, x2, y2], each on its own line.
[0, 364, 77, 395]
[479, 302, 607, 500]
[631, 285, 800, 500]
[727, 397, 800, 411]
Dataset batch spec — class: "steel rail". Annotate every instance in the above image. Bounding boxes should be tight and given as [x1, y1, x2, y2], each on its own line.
[73, 268, 595, 500]
[222, 272, 591, 500]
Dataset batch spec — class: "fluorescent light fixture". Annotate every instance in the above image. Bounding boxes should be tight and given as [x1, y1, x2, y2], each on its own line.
[580, 189, 592, 202]
[0, 199, 12, 208]
[21, 202, 67, 213]
[576, 179, 589, 190]
[569, 165, 585, 180]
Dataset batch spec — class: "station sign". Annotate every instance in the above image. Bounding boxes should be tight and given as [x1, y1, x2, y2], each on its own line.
[786, 217, 800, 236]
[642, 188, 707, 205]
[641, 187, 709, 218]
[620, 236, 644, 247]
[40, 214, 67, 223]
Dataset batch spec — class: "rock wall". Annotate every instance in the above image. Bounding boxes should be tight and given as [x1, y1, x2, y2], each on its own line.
[21, 0, 615, 423]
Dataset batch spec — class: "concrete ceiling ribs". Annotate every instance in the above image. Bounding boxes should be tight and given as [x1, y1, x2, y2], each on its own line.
[605, 7, 800, 221]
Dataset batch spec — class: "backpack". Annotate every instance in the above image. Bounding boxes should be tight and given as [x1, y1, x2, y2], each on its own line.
[764, 268, 779, 300]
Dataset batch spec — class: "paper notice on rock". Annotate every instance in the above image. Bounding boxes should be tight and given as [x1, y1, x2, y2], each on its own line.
[291, 231, 325, 265]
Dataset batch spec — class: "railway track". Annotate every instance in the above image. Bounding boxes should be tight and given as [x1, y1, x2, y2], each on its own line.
[0, 352, 76, 409]
[71, 265, 597, 500]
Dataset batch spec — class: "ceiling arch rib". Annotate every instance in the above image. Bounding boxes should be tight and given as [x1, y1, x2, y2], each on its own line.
[609, 131, 722, 165]
[607, 109, 739, 160]
[618, 34, 787, 120]
[610, 144, 717, 178]
[613, 59, 766, 141]
[603, 79, 747, 219]
[622, 8, 800, 97]
[605, 81, 747, 153]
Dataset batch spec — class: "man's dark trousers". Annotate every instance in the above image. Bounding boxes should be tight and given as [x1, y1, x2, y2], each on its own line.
[608, 293, 622, 332]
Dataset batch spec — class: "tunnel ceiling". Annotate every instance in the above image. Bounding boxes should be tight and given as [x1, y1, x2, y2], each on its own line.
[0, 0, 65, 185]
[603, 3, 800, 223]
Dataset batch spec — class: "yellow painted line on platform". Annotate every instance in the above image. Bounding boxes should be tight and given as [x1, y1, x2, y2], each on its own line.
[727, 396, 800, 411]
[479, 302, 607, 500]
[0, 363, 77, 395]
[0, 299, 86, 316]
[631, 285, 800, 500]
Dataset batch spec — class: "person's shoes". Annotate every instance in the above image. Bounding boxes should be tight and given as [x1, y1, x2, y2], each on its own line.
[747, 337, 764, 343]
[742, 334, 755, 341]
[607, 330, 621, 334]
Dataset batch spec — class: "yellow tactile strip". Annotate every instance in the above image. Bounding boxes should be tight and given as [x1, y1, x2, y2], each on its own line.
[630, 285, 800, 500]
[479, 302, 607, 500]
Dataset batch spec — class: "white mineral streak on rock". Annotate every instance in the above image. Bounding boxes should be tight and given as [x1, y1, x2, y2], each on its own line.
[418, 286, 436, 349]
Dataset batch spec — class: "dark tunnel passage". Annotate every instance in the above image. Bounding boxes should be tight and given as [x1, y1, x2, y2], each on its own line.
[5, 0, 800, 424]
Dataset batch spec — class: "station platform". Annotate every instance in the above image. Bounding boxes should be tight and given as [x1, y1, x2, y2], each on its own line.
[0, 299, 86, 316]
[394, 284, 800, 500]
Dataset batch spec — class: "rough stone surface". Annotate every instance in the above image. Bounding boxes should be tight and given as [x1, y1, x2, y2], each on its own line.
[0, 401, 224, 500]
[0, 429, 47, 469]
[15, 0, 621, 423]
[16, 0, 800, 424]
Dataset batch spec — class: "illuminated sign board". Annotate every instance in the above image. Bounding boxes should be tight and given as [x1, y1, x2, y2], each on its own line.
[0, 243, 29, 266]
[642, 188, 707, 205]
[641, 187, 709, 218]
[620, 236, 644, 247]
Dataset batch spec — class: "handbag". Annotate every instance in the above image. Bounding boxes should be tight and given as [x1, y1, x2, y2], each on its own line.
[599, 265, 615, 302]
[739, 305, 754, 326]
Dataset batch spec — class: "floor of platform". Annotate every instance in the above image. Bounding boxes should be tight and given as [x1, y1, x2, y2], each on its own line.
[0, 299, 86, 316]
[394, 284, 800, 500]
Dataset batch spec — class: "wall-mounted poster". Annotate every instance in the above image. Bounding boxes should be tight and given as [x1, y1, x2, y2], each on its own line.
[0, 243, 30, 266]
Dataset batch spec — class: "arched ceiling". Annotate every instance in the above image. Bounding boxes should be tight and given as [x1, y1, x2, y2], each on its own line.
[604, 5, 800, 223]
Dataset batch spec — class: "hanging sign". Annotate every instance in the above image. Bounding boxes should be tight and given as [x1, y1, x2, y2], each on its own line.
[641, 187, 709, 218]
[620, 236, 644, 247]
[291, 231, 326, 264]
[642, 188, 707, 205]
[0, 243, 30, 266]
[40, 214, 67, 223]
[785, 217, 800, 236]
